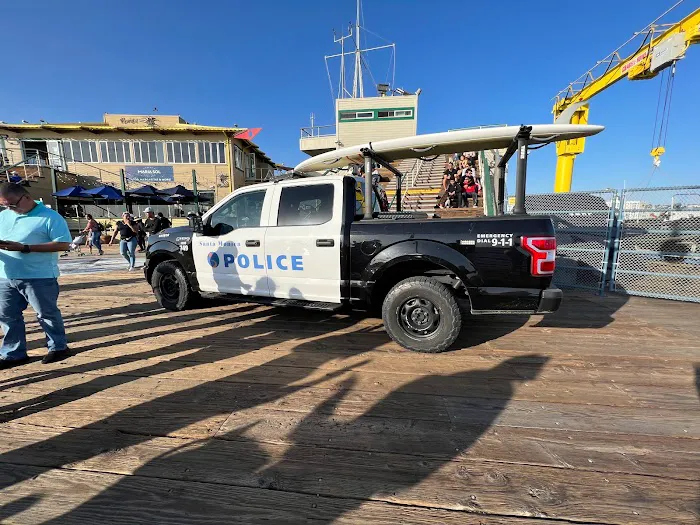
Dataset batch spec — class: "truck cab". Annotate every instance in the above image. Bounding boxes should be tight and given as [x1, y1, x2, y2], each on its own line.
[192, 175, 346, 303]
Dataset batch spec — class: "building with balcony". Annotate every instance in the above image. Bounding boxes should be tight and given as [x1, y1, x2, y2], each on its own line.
[0, 113, 276, 206]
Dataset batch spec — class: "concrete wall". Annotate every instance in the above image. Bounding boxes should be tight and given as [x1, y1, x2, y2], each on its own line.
[103, 114, 184, 127]
[336, 95, 418, 148]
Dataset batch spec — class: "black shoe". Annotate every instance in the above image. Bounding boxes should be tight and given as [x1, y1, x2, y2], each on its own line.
[0, 357, 30, 370]
[42, 349, 71, 364]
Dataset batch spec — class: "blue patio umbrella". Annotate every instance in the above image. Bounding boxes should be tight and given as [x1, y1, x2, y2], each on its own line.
[160, 185, 194, 198]
[52, 185, 88, 198]
[83, 185, 124, 201]
[129, 185, 161, 196]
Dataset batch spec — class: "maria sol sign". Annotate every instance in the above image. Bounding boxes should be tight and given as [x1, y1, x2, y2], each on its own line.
[125, 166, 174, 182]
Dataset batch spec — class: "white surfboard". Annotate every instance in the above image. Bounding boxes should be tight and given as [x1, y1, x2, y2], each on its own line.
[294, 124, 604, 173]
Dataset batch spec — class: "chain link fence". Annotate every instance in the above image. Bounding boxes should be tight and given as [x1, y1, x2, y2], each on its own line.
[612, 186, 700, 302]
[510, 190, 617, 293]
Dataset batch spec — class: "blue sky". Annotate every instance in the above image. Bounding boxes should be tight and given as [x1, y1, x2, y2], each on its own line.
[2, 0, 698, 193]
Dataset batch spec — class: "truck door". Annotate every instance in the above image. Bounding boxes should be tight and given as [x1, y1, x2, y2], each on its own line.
[265, 180, 342, 303]
[192, 188, 271, 295]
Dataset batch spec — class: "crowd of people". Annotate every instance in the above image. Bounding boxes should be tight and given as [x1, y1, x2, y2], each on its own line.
[436, 151, 481, 209]
[77, 207, 172, 269]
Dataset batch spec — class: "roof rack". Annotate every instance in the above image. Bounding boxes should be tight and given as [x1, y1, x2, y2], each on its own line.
[266, 171, 310, 183]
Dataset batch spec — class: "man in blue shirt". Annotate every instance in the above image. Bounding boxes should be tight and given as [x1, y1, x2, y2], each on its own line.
[0, 183, 72, 369]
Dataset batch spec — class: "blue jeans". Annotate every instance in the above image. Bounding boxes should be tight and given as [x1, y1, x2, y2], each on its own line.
[0, 278, 67, 360]
[90, 231, 102, 253]
[120, 238, 137, 268]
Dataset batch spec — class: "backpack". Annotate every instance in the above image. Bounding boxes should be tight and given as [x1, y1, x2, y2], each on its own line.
[97, 222, 105, 232]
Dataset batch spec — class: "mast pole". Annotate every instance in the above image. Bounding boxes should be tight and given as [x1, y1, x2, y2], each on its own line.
[340, 31, 344, 99]
[353, 0, 363, 97]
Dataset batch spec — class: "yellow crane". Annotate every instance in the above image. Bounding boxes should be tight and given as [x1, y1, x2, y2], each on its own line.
[552, 3, 700, 193]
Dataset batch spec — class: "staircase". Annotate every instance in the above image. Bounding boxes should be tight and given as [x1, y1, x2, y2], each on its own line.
[383, 154, 485, 217]
[1, 160, 55, 203]
[0, 152, 102, 209]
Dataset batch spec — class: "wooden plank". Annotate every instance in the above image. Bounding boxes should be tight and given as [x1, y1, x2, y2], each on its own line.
[445, 398, 699, 437]
[0, 464, 563, 525]
[217, 408, 700, 480]
[486, 338, 700, 359]
[4, 395, 229, 439]
[40, 344, 696, 385]
[20, 317, 700, 385]
[4, 370, 697, 440]
[2, 348, 695, 392]
[3, 358, 697, 410]
[0, 426, 696, 524]
[6, 392, 699, 481]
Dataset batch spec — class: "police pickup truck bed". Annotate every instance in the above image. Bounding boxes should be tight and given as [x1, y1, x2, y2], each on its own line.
[144, 175, 561, 353]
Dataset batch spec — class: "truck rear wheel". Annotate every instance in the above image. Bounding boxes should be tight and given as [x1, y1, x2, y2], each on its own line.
[152, 261, 197, 311]
[382, 276, 462, 353]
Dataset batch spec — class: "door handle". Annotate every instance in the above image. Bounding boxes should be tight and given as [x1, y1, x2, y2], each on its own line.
[316, 239, 335, 247]
[245, 240, 261, 247]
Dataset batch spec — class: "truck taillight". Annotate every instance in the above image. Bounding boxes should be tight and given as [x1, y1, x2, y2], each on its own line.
[521, 236, 556, 276]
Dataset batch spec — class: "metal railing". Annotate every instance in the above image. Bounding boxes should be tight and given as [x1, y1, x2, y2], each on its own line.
[1, 153, 43, 179]
[2, 147, 123, 186]
[300, 124, 337, 139]
[400, 158, 424, 209]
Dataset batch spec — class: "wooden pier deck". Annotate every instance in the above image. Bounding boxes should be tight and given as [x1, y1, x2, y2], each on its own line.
[0, 272, 698, 524]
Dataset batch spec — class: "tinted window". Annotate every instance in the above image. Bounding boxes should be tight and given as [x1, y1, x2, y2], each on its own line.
[210, 190, 266, 234]
[277, 184, 334, 227]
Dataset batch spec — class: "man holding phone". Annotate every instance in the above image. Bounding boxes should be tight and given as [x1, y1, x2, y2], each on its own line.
[0, 183, 72, 369]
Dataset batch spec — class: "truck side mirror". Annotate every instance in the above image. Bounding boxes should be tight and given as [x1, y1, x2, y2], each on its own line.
[189, 215, 203, 234]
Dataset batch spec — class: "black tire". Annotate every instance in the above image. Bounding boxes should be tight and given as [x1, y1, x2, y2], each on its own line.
[381, 276, 462, 353]
[151, 261, 198, 311]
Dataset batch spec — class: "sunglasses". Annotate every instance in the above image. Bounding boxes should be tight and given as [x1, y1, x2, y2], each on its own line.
[0, 194, 27, 210]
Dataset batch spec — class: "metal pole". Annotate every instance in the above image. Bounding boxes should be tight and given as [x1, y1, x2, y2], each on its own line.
[192, 169, 200, 214]
[340, 32, 344, 98]
[50, 167, 58, 210]
[512, 137, 528, 215]
[496, 165, 505, 215]
[120, 168, 131, 214]
[508, 125, 534, 216]
[363, 155, 372, 219]
[353, 0, 363, 98]
[395, 168, 402, 212]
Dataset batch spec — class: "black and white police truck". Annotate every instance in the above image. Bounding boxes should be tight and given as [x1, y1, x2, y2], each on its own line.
[144, 124, 604, 352]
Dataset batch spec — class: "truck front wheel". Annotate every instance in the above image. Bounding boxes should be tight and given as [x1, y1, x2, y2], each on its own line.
[152, 261, 197, 311]
[382, 276, 462, 353]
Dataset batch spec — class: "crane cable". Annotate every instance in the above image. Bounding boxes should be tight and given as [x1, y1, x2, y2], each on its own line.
[650, 61, 677, 168]
[644, 62, 678, 187]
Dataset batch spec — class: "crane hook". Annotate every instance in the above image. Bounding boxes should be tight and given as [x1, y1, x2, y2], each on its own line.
[651, 146, 665, 167]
